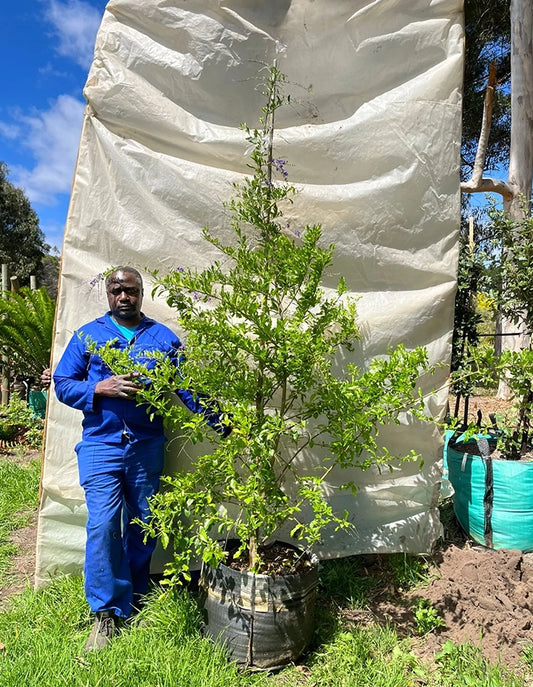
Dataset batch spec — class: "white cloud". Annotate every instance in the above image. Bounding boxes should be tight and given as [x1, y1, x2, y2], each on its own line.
[0, 1, 103, 247]
[44, 0, 103, 70]
[0, 121, 20, 140]
[11, 95, 85, 206]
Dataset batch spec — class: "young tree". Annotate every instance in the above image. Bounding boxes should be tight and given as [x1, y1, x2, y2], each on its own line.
[0, 162, 48, 286]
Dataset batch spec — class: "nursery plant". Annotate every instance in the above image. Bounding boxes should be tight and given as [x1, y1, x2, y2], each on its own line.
[449, 204, 533, 459]
[95, 64, 431, 581]
[449, 215, 485, 425]
[0, 393, 44, 448]
[455, 345, 533, 459]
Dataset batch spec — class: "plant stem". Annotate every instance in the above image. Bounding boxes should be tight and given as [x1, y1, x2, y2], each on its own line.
[249, 533, 258, 570]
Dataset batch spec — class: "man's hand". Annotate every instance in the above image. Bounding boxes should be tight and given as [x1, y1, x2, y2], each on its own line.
[95, 374, 141, 399]
[41, 368, 52, 389]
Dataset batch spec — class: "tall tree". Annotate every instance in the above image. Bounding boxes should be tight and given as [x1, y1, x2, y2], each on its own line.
[0, 162, 48, 285]
[461, 0, 533, 398]
[462, 0, 532, 209]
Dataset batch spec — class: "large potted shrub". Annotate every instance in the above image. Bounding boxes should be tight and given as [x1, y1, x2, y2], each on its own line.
[448, 346, 533, 551]
[447, 205, 533, 551]
[97, 65, 432, 668]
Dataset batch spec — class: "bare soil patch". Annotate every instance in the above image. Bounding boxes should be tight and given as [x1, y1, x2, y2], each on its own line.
[0, 519, 38, 607]
[450, 393, 515, 426]
[355, 522, 533, 672]
[410, 543, 533, 669]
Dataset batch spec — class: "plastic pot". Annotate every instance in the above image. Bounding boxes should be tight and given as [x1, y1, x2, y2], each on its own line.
[447, 435, 533, 551]
[199, 552, 318, 670]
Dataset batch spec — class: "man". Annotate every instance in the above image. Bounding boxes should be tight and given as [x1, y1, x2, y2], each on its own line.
[53, 266, 226, 651]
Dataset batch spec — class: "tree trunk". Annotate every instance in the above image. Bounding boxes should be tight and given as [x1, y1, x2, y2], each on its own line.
[497, 0, 533, 398]
[506, 0, 533, 214]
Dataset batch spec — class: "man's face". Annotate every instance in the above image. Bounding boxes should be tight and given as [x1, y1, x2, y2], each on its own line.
[106, 270, 143, 325]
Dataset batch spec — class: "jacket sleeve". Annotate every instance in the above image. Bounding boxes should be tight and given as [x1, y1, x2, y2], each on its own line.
[175, 388, 231, 437]
[53, 333, 98, 413]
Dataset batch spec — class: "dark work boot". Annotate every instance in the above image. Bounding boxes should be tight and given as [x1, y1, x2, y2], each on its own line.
[84, 611, 117, 652]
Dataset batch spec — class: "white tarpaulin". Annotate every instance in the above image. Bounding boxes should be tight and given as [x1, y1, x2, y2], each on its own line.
[36, 0, 464, 585]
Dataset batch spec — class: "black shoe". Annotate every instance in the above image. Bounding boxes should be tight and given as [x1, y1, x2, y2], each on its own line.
[132, 594, 145, 615]
[84, 611, 117, 652]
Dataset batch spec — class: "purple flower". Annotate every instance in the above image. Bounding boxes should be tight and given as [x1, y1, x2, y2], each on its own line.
[271, 158, 289, 179]
[90, 272, 103, 287]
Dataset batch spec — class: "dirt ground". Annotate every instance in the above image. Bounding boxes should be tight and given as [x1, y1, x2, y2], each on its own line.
[355, 518, 533, 673]
[3, 399, 533, 673]
[448, 393, 515, 427]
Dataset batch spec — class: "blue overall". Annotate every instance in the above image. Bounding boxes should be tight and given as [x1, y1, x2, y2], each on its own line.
[54, 312, 223, 617]
[75, 438, 163, 616]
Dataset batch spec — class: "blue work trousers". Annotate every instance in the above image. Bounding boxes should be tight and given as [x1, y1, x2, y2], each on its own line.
[76, 438, 164, 618]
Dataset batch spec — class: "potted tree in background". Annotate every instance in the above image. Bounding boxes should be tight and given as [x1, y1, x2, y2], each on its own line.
[97, 65, 432, 669]
[447, 204, 533, 552]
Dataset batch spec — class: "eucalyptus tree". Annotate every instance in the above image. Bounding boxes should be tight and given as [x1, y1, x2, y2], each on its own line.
[462, 0, 511, 179]
[462, 0, 532, 214]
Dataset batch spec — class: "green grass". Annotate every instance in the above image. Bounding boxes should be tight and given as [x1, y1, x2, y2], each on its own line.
[0, 576, 273, 687]
[0, 454, 41, 585]
[0, 577, 524, 687]
[0, 454, 529, 687]
[306, 626, 425, 686]
[434, 641, 525, 687]
[0, 576, 424, 687]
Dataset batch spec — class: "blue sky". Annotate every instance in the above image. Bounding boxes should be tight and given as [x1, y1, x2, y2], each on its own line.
[0, 0, 107, 253]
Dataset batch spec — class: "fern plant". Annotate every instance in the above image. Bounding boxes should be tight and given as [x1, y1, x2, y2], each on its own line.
[0, 286, 55, 378]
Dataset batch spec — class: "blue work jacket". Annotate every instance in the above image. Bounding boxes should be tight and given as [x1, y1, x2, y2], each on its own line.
[54, 312, 216, 444]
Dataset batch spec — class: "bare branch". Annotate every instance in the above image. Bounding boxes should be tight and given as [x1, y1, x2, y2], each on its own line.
[461, 177, 515, 201]
[461, 61, 515, 203]
[471, 62, 497, 186]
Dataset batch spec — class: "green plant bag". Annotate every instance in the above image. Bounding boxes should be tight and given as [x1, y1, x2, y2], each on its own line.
[447, 443, 533, 551]
[29, 391, 47, 419]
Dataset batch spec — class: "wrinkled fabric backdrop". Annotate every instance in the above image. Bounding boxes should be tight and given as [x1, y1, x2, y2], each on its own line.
[36, 0, 464, 585]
